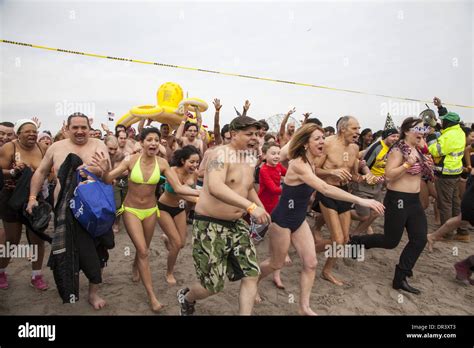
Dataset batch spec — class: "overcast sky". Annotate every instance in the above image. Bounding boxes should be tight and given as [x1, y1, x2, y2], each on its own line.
[1, 0, 473, 133]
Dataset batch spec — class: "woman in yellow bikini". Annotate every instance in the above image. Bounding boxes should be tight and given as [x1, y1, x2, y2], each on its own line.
[92, 127, 199, 312]
[158, 145, 200, 285]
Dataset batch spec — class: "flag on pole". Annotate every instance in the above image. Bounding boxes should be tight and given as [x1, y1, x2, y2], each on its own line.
[107, 111, 115, 122]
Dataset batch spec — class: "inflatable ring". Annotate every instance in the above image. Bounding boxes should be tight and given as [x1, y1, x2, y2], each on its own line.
[179, 98, 208, 112]
[130, 105, 163, 118]
[116, 112, 142, 128]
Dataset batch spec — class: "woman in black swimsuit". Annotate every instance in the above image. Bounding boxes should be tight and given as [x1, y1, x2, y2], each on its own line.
[257, 123, 385, 315]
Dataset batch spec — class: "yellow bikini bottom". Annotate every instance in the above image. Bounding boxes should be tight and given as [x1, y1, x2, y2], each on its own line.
[117, 205, 160, 221]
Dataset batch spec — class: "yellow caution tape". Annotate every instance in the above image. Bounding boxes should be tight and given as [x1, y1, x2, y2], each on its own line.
[1, 39, 473, 109]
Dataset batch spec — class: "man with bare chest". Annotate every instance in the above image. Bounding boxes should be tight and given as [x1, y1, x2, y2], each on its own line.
[26, 113, 111, 309]
[315, 116, 362, 286]
[178, 116, 271, 315]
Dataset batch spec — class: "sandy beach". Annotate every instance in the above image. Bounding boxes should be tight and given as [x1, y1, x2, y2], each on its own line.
[0, 204, 472, 316]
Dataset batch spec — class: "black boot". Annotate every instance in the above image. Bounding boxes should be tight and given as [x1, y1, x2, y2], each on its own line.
[392, 265, 421, 295]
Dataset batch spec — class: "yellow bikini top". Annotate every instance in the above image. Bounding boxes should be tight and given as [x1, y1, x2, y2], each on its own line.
[130, 155, 161, 185]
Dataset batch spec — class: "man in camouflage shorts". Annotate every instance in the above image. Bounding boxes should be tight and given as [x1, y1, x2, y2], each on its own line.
[178, 116, 271, 315]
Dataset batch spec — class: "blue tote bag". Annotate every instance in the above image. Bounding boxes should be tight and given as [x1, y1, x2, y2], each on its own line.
[70, 168, 116, 238]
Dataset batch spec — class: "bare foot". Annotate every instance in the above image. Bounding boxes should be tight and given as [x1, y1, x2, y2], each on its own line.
[321, 271, 344, 286]
[132, 263, 140, 282]
[298, 306, 318, 316]
[273, 277, 285, 289]
[367, 226, 374, 235]
[427, 234, 435, 253]
[150, 298, 165, 313]
[112, 224, 119, 234]
[161, 234, 170, 252]
[166, 273, 177, 285]
[88, 293, 106, 310]
[255, 292, 263, 304]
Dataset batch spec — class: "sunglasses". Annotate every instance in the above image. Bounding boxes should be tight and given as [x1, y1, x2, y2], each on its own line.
[409, 126, 429, 134]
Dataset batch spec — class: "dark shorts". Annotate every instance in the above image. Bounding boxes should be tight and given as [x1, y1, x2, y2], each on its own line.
[0, 188, 22, 223]
[192, 214, 260, 293]
[313, 185, 353, 214]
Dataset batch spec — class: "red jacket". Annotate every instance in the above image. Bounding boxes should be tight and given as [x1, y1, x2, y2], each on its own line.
[258, 163, 287, 213]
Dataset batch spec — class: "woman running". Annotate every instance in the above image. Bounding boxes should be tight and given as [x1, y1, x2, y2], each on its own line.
[257, 123, 384, 315]
[92, 127, 199, 312]
[351, 117, 434, 294]
[158, 145, 200, 285]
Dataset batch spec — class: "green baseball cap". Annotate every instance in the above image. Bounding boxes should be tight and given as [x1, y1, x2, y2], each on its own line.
[440, 112, 460, 123]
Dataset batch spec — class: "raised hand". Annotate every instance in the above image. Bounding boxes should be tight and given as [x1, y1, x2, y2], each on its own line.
[433, 97, 442, 107]
[287, 107, 296, 116]
[213, 98, 222, 111]
[243, 100, 251, 112]
[101, 123, 110, 133]
[31, 116, 41, 129]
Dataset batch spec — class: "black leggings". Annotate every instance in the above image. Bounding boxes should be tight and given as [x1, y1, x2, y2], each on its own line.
[358, 190, 427, 276]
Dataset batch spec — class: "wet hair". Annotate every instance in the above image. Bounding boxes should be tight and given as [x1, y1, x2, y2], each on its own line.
[288, 123, 325, 162]
[0, 122, 14, 128]
[67, 112, 91, 128]
[139, 127, 161, 141]
[324, 126, 335, 134]
[264, 133, 276, 142]
[399, 117, 422, 140]
[115, 124, 126, 132]
[306, 118, 323, 127]
[221, 124, 230, 138]
[372, 130, 383, 140]
[360, 128, 372, 138]
[104, 135, 118, 146]
[258, 120, 269, 131]
[117, 130, 127, 139]
[184, 122, 198, 132]
[170, 145, 201, 167]
[262, 142, 280, 154]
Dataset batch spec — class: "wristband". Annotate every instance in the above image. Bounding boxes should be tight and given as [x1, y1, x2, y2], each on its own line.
[9, 169, 16, 177]
[29, 195, 37, 201]
[403, 162, 411, 169]
[246, 202, 257, 214]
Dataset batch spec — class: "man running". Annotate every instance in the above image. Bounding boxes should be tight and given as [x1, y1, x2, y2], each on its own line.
[315, 116, 362, 285]
[26, 113, 112, 309]
[178, 115, 271, 315]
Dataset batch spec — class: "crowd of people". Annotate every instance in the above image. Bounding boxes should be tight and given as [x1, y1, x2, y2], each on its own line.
[0, 96, 472, 315]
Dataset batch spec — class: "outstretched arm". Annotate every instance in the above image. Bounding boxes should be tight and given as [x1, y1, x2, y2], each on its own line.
[213, 98, 223, 145]
[297, 163, 385, 215]
[278, 107, 295, 141]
